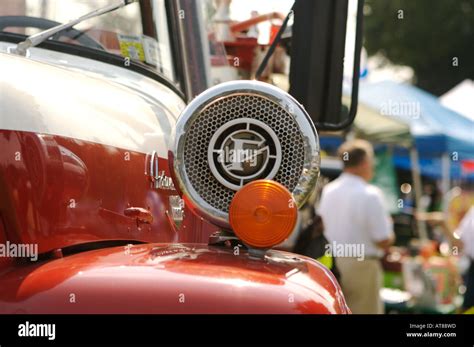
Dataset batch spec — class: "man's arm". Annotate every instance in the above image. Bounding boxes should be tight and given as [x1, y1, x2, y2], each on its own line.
[366, 189, 395, 250]
[416, 211, 464, 249]
[375, 233, 395, 250]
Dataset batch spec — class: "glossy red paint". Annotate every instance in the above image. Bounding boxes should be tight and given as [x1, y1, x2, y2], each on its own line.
[0, 51, 349, 314]
[0, 130, 350, 314]
[0, 243, 349, 314]
[0, 130, 218, 257]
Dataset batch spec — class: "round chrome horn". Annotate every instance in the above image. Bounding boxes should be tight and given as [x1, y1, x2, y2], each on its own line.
[171, 80, 320, 227]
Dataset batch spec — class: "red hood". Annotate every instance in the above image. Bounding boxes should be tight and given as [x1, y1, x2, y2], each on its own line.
[0, 243, 349, 314]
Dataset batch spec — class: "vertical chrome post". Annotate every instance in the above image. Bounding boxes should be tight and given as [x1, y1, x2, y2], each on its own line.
[172, 0, 211, 100]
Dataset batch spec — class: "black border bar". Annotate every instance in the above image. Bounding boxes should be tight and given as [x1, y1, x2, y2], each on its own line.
[0, 314, 472, 345]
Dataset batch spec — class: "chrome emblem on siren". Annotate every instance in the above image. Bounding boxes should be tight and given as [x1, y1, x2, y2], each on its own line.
[208, 118, 282, 190]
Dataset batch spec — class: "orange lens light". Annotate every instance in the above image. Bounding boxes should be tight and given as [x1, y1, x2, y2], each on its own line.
[229, 180, 297, 248]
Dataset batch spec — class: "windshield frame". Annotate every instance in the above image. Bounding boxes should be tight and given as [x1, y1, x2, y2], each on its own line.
[0, 0, 185, 99]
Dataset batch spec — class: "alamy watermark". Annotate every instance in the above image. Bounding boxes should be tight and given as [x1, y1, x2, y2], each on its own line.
[216, 148, 259, 167]
[324, 241, 365, 261]
[380, 99, 420, 119]
[0, 241, 38, 261]
[18, 321, 55, 340]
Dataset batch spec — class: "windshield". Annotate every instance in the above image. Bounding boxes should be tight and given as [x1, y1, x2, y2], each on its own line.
[0, 0, 176, 82]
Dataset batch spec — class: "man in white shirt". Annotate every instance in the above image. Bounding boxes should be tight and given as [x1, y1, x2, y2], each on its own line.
[318, 139, 394, 314]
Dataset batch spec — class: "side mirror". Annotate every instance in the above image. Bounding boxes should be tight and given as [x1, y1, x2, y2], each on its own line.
[289, 0, 364, 131]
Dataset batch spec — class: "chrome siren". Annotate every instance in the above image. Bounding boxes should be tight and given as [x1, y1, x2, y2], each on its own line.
[171, 80, 320, 227]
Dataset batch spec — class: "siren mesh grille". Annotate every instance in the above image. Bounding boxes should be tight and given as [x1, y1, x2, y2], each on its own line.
[183, 94, 305, 212]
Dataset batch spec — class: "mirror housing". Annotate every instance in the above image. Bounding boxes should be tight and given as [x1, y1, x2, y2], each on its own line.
[289, 0, 364, 131]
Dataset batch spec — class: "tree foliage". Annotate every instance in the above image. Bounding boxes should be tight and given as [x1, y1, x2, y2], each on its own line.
[363, 0, 474, 95]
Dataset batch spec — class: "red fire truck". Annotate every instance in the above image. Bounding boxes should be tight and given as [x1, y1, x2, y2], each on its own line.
[0, 0, 362, 313]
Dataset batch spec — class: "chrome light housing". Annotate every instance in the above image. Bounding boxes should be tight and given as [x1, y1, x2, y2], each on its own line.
[171, 80, 320, 227]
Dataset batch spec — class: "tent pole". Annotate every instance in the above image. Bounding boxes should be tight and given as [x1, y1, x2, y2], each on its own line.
[409, 147, 428, 240]
[441, 152, 451, 212]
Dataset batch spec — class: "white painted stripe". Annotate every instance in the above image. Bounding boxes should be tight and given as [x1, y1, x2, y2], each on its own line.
[0, 48, 185, 157]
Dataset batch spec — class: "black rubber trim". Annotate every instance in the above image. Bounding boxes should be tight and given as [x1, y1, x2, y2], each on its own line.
[165, 0, 187, 101]
[0, 32, 185, 100]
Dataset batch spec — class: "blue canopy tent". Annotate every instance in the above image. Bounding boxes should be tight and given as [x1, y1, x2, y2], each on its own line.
[358, 81, 474, 197]
[322, 81, 474, 175]
[358, 81, 474, 159]
[392, 149, 474, 181]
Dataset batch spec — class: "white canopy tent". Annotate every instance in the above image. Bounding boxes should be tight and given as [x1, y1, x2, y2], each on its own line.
[440, 79, 474, 122]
